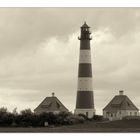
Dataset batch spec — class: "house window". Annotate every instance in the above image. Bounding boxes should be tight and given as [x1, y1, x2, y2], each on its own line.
[127, 102, 130, 106]
[135, 112, 137, 116]
[86, 112, 88, 117]
[106, 112, 109, 117]
[130, 112, 132, 116]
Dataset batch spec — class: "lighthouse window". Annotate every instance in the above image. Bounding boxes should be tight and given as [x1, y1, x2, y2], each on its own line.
[83, 28, 86, 31]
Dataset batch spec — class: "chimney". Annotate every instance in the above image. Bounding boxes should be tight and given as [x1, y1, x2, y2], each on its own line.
[52, 92, 55, 97]
[119, 90, 124, 95]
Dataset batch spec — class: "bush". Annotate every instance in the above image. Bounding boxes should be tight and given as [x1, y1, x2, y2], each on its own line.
[55, 112, 73, 125]
[66, 115, 85, 125]
[31, 114, 41, 127]
[20, 109, 33, 116]
[37, 112, 58, 126]
[36, 112, 85, 126]
[122, 116, 140, 120]
[0, 108, 87, 127]
[0, 107, 15, 126]
[92, 115, 103, 121]
[0, 113, 14, 126]
[78, 114, 89, 120]
[0, 107, 8, 115]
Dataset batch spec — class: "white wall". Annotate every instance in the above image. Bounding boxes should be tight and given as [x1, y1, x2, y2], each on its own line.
[103, 110, 139, 121]
[75, 108, 95, 118]
[78, 78, 93, 91]
[79, 50, 91, 64]
[34, 110, 62, 115]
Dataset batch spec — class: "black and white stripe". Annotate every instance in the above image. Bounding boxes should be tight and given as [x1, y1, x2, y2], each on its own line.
[78, 63, 92, 77]
[80, 40, 90, 50]
[76, 50, 94, 109]
[76, 91, 94, 108]
[75, 23, 95, 118]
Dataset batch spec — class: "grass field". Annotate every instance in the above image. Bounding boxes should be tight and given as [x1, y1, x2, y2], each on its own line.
[0, 120, 140, 132]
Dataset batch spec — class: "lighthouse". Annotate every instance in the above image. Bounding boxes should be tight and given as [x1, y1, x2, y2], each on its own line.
[74, 22, 95, 118]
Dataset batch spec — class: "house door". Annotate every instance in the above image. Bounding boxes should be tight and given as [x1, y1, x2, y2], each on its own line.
[110, 113, 113, 121]
[86, 112, 88, 117]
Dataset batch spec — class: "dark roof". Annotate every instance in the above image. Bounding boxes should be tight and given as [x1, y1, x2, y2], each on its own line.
[34, 96, 69, 113]
[103, 95, 139, 112]
[81, 22, 90, 28]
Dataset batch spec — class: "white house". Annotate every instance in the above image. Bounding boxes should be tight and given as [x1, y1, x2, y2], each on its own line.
[103, 90, 139, 121]
[34, 93, 69, 114]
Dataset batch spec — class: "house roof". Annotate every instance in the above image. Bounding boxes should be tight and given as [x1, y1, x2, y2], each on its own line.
[34, 95, 69, 113]
[103, 95, 139, 113]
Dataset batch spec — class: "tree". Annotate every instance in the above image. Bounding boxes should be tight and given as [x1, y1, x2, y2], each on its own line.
[20, 108, 33, 115]
[0, 107, 14, 126]
[55, 112, 72, 125]
[92, 115, 103, 121]
[18, 109, 34, 127]
[0, 107, 8, 115]
[12, 107, 18, 115]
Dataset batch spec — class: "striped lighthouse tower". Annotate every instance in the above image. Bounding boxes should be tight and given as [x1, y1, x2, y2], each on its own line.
[74, 22, 95, 118]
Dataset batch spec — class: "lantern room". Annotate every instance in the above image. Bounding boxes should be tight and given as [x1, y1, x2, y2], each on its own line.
[78, 21, 92, 40]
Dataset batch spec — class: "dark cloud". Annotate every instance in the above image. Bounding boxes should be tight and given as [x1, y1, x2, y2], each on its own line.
[0, 8, 140, 114]
[0, 8, 139, 56]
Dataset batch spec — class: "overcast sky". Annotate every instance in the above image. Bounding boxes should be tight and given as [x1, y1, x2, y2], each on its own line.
[0, 8, 140, 114]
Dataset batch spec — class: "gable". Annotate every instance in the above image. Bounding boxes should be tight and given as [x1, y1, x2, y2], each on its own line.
[103, 95, 139, 112]
[34, 96, 69, 112]
[121, 96, 139, 110]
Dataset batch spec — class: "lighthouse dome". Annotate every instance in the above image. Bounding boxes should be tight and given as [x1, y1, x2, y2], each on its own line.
[81, 21, 90, 28]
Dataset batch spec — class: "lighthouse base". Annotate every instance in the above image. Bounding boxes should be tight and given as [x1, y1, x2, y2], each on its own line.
[74, 108, 96, 118]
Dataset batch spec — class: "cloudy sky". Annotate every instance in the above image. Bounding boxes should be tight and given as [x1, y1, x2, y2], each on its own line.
[0, 8, 140, 114]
